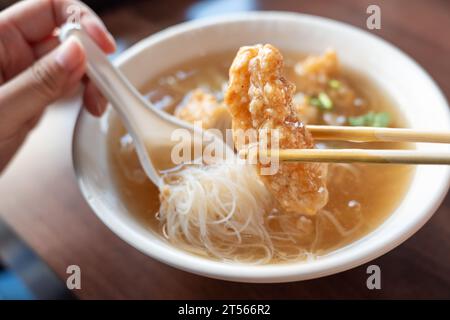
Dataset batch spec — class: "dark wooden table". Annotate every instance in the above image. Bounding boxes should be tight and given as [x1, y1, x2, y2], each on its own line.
[1, 0, 449, 299]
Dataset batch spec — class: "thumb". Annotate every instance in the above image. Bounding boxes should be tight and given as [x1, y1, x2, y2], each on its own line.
[0, 37, 86, 125]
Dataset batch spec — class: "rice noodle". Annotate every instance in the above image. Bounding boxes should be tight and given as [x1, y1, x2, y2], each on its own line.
[158, 161, 275, 264]
[321, 209, 362, 237]
[157, 160, 364, 264]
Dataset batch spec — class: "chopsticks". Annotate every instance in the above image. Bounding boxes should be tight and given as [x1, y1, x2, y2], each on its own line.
[306, 125, 450, 143]
[238, 126, 450, 165]
[250, 149, 450, 165]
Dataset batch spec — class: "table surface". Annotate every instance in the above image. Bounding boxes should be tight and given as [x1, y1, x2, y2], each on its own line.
[1, 0, 450, 299]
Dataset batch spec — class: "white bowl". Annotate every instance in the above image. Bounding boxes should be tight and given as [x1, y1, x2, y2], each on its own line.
[73, 12, 450, 282]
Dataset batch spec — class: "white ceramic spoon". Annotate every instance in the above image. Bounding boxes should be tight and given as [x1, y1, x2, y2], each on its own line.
[59, 23, 232, 185]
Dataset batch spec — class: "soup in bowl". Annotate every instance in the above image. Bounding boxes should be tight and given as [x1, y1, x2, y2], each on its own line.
[73, 12, 450, 282]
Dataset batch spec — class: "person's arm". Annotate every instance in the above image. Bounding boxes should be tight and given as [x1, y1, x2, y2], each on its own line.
[0, 0, 116, 172]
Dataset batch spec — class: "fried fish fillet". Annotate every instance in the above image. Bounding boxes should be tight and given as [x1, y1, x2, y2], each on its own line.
[225, 44, 328, 215]
[174, 88, 231, 134]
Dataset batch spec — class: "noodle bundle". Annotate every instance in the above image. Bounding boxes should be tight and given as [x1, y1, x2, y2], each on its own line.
[158, 162, 275, 263]
[157, 162, 363, 263]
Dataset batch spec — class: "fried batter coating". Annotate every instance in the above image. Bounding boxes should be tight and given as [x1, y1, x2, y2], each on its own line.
[296, 48, 339, 77]
[225, 44, 328, 216]
[294, 49, 362, 114]
[174, 89, 231, 133]
[292, 92, 320, 124]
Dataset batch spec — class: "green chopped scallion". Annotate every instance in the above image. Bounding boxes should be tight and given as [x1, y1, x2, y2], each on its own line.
[348, 111, 390, 127]
[328, 79, 341, 89]
[347, 115, 366, 126]
[309, 97, 321, 107]
[318, 92, 333, 110]
[372, 112, 391, 127]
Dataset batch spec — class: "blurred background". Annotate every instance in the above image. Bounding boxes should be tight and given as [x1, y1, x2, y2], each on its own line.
[0, 0, 449, 300]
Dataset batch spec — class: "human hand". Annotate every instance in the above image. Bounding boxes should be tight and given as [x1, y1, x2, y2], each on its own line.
[0, 0, 115, 172]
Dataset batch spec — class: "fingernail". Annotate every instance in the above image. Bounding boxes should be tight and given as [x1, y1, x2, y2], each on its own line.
[105, 31, 116, 51]
[82, 16, 116, 52]
[95, 94, 107, 116]
[55, 37, 84, 72]
[95, 19, 115, 47]
[93, 18, 116, 47]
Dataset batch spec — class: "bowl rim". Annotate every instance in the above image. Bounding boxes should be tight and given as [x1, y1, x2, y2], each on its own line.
[73, 11, 450, 282]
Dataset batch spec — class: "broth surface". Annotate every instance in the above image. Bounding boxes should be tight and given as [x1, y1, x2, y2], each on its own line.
[107, 51, 414, 261]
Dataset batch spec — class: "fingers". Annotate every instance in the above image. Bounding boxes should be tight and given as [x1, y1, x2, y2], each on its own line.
[0, 0, 112, 121]
[0, 0, 56, 42]
[52, 0, 116, 53]
[79, 14, 115, 54]
[33, 36, 60, 58]
[1, 0, 113, 118]
[83, 80, 107, 117]
[2, 0, 115, 53]
[0, 0, 116, 57]
[0, 36, 86, 133]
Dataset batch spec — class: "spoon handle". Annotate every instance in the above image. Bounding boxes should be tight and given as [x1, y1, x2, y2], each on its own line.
[59, 23, 163, 184]
[59, 24, 156, 131]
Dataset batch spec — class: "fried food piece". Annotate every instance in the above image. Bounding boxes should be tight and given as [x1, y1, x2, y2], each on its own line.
[174, 89, 231, 133]
[225, 44, 328, 216]
[292, 92, 320, 124]
[294, 49, 363, 114]
[296, 48, 339, 77]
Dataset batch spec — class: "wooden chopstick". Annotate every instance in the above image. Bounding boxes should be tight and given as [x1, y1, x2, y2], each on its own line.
[243, 149, 450, 165]
[238, 126, 450, 165]
[306, 125, 450, 143]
